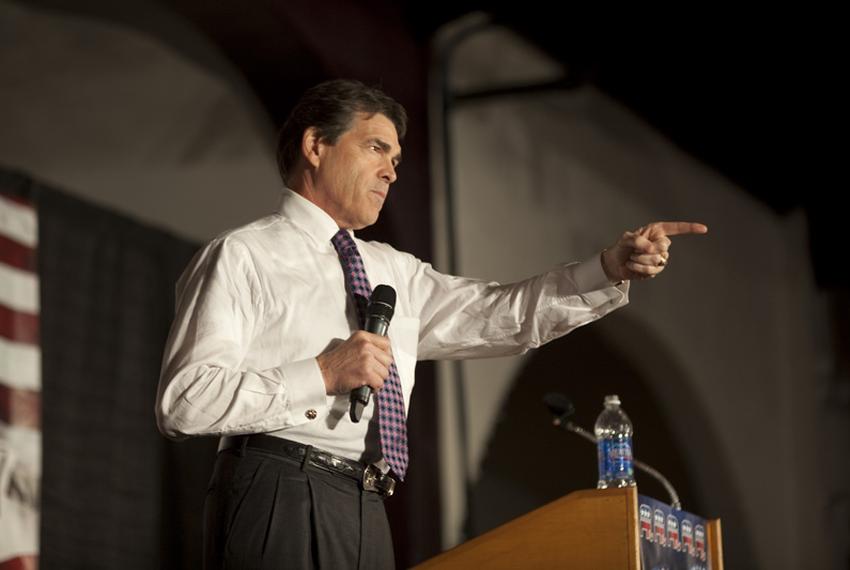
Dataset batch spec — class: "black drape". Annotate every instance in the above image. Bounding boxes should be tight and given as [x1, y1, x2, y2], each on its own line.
[1, 168, 214, 568]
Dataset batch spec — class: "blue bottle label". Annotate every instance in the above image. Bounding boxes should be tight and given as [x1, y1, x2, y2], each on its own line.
[598, 436, 634, 483]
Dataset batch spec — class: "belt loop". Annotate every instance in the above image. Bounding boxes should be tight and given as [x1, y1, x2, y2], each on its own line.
[237, 435, 248, 457]
[301, 445, 314, 471]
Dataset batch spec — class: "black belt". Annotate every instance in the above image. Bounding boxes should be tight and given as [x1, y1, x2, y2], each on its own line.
[221, 434, 396, 497]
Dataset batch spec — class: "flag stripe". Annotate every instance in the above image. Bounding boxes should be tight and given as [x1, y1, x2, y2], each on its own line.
[0, 264, 39, 314]
[0, 339, 40, 391]
[0, 306, 39, 345]
[0, 196, 37, 248]
[0, 194, 35, 208]
[0, 385, 40, 429]
[0, 235, 37, 273]
[0, 423, 41, 469]
[0, 555, 39, 570]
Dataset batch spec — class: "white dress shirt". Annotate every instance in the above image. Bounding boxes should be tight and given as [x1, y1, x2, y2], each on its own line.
[155, 188, 629, 463]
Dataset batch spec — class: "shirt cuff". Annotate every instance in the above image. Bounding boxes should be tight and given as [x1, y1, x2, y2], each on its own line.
[278, 358, 328, 421]
[571, 253, 624, 292]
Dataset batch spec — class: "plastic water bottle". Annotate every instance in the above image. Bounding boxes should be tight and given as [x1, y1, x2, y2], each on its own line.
[595, 395, 636, 489]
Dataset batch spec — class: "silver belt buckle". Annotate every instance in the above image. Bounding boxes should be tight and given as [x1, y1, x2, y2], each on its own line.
[362, 464, 395, 497]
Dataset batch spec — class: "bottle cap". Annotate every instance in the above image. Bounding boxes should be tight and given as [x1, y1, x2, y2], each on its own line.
[604, 394, 621, 406]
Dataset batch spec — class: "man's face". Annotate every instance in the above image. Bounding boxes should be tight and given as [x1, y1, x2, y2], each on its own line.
[312, 112, 401, 230]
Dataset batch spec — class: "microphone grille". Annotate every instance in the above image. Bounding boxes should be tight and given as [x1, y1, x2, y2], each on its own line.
[543, 392, 575, 418]
[369, 285, 396, 320]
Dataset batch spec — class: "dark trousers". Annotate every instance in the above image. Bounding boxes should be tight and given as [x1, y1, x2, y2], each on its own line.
[203, 446, 395, 569]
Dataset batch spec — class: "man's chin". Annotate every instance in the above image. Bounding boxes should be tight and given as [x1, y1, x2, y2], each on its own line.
[351, 212, 381, 231]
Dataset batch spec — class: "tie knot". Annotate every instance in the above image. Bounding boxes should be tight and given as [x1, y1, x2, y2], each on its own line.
[331, 229, 357, 257]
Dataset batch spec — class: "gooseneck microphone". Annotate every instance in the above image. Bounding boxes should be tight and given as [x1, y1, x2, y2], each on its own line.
[543, 392, 683, 510]
[350, 285, 396, 423]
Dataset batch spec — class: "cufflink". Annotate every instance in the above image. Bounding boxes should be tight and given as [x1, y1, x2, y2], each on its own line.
[305, 409, 318, 420]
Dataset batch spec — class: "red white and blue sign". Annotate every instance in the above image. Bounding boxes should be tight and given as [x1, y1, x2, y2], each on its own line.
[639, 494, 709, 570]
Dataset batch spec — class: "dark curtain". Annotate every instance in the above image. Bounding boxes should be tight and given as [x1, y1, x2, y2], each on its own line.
[1, 168, 213, 568]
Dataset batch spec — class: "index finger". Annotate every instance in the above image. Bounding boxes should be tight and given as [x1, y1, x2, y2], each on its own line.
[362, 331, 391, 351]
[655, 221, 708, 237]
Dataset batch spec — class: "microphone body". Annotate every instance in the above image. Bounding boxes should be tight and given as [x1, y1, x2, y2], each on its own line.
[350, 285, 396, 422]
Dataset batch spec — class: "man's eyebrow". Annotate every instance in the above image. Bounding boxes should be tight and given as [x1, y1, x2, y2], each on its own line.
[369, 138, 402, 166]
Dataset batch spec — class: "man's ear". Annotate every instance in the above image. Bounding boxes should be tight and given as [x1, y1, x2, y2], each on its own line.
[302, 126, 323, 169]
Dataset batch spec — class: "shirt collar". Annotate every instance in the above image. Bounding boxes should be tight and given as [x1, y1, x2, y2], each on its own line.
[278, 187, 353, 248]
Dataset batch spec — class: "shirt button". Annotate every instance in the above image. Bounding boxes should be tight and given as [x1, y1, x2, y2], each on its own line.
[305, 409, 317, 420]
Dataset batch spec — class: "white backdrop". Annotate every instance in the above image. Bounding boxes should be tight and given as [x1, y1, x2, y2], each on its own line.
[431, 20, 829, 570]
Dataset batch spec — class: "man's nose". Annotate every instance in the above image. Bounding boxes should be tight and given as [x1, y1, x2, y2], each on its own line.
[380, 160, 397, 184]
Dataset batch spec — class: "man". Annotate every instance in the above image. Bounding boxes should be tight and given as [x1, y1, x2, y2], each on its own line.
[155, 79, 707, 569]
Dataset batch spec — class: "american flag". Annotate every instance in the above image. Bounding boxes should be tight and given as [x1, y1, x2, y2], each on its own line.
[0, 193, 40, 570]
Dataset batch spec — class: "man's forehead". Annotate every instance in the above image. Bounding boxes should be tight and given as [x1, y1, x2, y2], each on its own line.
[353, 112, 400, 148]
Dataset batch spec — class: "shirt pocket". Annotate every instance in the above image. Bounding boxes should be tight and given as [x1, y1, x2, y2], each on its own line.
[388, 316, 420, 413]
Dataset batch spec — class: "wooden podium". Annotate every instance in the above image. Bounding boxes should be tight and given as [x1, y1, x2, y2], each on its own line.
[413, 487, 723, 569]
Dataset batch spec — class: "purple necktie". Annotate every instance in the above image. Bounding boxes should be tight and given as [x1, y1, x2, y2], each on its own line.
[331, 229, 408, 480]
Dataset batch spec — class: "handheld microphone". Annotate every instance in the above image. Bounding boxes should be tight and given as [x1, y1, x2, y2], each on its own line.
[350, 285, 396, 422]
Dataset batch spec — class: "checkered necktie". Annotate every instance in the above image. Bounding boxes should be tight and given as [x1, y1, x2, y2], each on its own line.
[331, 229, 408, 479]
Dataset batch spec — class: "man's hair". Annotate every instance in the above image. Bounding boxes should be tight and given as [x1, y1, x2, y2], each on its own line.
[276, 79, 408, 184]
